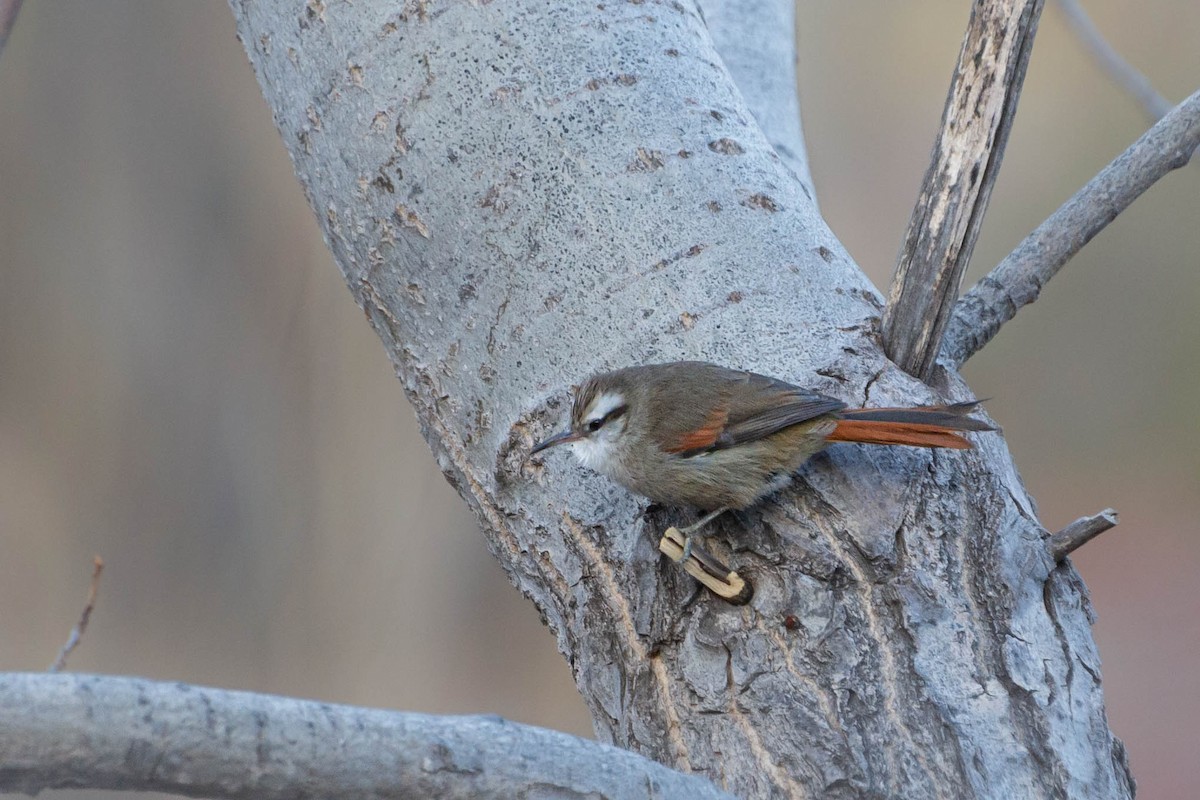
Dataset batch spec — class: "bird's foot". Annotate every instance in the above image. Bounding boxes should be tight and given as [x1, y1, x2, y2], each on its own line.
[657, 527, 752, 604]
[670, 508, 727, 563]
[677, 532, 700, 564]
[677, 507, 729, 536]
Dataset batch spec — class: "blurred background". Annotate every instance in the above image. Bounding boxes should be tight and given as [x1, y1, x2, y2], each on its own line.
[0, 2, 1196, 797]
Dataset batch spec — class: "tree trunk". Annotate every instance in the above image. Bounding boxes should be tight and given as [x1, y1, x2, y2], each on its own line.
[229, 1, 1134, 797]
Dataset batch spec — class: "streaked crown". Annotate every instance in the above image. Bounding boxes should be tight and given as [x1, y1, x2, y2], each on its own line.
[572, 375, 628, 432]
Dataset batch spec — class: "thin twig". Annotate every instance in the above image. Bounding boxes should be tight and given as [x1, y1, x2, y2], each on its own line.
[0, 0, 23, 60]
[1050, 509, 1118, 560]
[1057, 0, 1171, 122]
[943, 89, 1200, 367]
[882, 0, 1046, 382]
[48, 556, 104, 673]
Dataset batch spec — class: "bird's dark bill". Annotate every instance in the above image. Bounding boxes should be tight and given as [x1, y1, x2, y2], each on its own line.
[531, 429, 580, 454]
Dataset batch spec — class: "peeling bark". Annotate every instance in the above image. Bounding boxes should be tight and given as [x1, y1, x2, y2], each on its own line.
[883, 0, 1044, 380]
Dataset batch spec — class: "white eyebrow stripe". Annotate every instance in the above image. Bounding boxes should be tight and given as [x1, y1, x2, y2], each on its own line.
[587, 392, 626, 422]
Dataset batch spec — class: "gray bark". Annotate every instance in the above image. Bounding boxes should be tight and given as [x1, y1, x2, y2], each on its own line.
[1, 2, 1132, 798]
[0, 672, 733, 799]
[698, 0, 815, 199]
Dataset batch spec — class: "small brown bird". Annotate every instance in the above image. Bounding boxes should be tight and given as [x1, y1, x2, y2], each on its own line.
[532, 361, 993, 560]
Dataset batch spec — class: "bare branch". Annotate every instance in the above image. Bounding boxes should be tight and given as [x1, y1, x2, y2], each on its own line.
[1057, 0, 1171, 122]
[1050, 509, 1119, 561]
[0, 672, 734, 799]
[883, 0, 1045, 381]
[48, 556, 104, 673]
[944, 89, 1200, 366]
[0, 0, 22, 59]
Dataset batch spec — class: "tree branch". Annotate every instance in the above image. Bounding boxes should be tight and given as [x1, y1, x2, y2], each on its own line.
[943, 89, 1200, 366]
[698, 0, 815, 198]
[0, 672, 734, 799]
[48, 555, 104, 672]
[1056, 0, 1171, 122]
[221, 1, 1134, 796]
[883, 0, 1044, 381]
[1050, 509, 1119, 561]
[0, 0, 23, 60]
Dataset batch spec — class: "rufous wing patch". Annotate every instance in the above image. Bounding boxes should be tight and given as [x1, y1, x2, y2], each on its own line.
[665, 405, 730, 454]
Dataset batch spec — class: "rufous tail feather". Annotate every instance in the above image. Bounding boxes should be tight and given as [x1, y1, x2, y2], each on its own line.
[828, 403, 994, 449]
[827, 420, 971, 449]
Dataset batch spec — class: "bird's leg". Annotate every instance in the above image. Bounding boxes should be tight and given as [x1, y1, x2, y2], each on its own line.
[674, 507, 729, 563]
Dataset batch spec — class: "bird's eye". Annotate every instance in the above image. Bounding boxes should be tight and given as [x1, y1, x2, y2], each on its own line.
[586, 418, 603, 433]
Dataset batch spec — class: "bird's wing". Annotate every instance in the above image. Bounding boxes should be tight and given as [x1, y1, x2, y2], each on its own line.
[719, 392, 846, 446]
[658, 364, 845, 456]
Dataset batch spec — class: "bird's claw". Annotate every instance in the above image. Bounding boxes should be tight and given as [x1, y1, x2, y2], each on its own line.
[677, 534, 696, 564]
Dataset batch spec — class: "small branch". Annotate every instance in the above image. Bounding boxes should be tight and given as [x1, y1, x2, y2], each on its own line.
[48, 556, 104, 673]
[1050, 509, 1119, 560]
[0, 673, 735, 799]
[0, 0, 22, 60]
[943, 89, 1200, 366]
[1057, 0, 1171, 122]
[882, 0, 1045, 382]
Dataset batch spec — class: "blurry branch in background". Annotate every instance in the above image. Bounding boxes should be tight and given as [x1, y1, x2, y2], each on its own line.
[1056, 0, 1171, 121]
[0, 673, 734, 799]
[882, 0, 1045, 382]
[943, 89, 1200, 367]
[0, 0, 21, 59]
[48, 556, 104, 673]
[1051, 509, 1119, 561]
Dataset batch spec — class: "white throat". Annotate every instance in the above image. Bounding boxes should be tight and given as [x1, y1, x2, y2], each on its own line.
[569, 436, 612, 471]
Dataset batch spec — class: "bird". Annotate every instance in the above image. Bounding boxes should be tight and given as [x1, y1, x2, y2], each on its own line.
[531, 360, 994, 561]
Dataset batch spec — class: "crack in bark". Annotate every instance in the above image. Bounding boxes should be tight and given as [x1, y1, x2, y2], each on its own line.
[485, 294, 511, 357]
[723, 658, 813, 800]
[953, 510, 1001, 692]
[560, 514, 647, 662]
[764, 628, 845, 742]
[861, 367, 885, 407]
[1042, 571, 1078, 705]
[559, 513, 695, 771]
[649, 653, 694, 771]
[811, 517, 914, 790]
[957, 486, 1069, 793]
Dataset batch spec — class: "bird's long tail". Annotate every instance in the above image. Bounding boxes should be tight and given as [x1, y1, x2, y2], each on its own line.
[827, 401, 994, 450]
